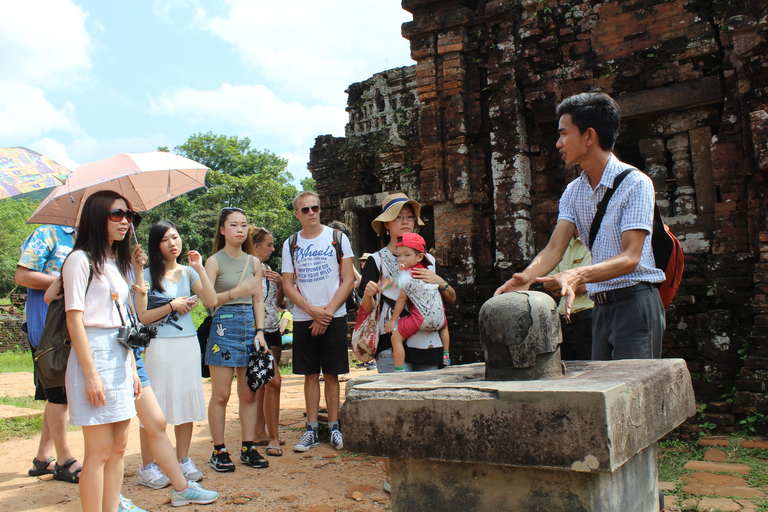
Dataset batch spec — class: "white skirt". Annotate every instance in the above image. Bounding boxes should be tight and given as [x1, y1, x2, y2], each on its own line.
[66, 327, 136, 426]
[144, 334, 207, 425]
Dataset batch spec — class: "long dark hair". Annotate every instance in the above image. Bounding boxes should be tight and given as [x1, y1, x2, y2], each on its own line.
[72, 190, 133, 277]
[213, 207, 254, 254]
[147, 220, 180, 292]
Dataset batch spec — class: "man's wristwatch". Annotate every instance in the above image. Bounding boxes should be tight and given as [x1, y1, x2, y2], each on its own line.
[256, 328, 265, 333]
[439, 281, 449, 291]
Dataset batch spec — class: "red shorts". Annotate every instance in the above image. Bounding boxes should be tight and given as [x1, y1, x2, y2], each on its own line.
[396, 306, 447, 339]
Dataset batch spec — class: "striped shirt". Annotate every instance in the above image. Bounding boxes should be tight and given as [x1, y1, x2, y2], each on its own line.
[558, 154, 665, 297]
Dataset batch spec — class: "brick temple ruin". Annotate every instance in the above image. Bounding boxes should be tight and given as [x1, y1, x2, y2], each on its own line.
[308, 0, 768, 434]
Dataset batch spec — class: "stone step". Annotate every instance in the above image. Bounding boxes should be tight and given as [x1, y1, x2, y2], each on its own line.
[680, 482, 765, 498]
[683, 460, 751, 474]
[0, 403, 43, 420]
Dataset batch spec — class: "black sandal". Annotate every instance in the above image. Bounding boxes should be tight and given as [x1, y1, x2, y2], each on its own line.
[54, 458, 81, 484]
[28, 456, 55, 476]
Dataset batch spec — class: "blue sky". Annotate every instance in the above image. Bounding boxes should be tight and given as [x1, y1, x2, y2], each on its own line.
[0, 0, 413, 185]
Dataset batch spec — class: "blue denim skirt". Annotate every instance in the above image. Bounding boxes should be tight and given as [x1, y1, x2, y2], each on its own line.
[205, 305, 255, 368]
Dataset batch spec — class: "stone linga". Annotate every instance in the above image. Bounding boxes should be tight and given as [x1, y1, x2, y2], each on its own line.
[340, 291, 696, 512]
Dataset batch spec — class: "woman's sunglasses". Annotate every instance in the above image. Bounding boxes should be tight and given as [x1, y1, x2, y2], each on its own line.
[299, 205, 320, 214]
[109, 208, 135, 223]
[221, 206, 246, 216]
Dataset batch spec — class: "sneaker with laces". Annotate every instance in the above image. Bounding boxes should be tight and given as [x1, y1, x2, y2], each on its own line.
[442, 354, 451, 367]
[118, 495, 147, 512]
[209, 448, 235, 472]
[330, 427, 344, 451]
[137, 461, 171, 489]
[367, 360, 377, 370]
[179, 457, 203, 482]
[240, 445, 269, 468]
[293, 427, 319, 452]
[171, 481, 219, 507]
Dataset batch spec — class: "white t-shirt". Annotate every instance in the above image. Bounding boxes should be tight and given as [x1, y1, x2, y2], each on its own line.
[281, 226, 354, 322]
[63, 249, 131, 328]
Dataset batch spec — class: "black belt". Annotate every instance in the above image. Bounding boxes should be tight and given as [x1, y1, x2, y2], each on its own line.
[592, 282, 654, 305]
[560, 309, 592, 324]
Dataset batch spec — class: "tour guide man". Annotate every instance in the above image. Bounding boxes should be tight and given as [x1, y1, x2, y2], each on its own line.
[494, 91, 666, 360]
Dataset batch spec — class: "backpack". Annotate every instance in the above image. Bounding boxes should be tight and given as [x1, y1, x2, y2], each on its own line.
[288, 228, 359, 310]
[34, 254, 93, 388]
[588, 168, 684, 309]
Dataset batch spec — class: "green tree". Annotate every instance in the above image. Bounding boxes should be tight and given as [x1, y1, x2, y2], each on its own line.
[0, 199, 38, 297]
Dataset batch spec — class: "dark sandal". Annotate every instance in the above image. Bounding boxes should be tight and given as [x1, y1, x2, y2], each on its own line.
[266, 446, 283, 457]
[28, 456, 55, 476]
[54, 458, 81, 484]
[255, 438, 285, 446]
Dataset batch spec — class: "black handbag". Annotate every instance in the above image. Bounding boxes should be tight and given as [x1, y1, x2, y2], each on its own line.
[34, 255, 92, 388]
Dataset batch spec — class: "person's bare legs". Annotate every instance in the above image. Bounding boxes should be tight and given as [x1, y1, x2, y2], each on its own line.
[235, 366, 257, 443]
[136, 386, 187, 491]
[263, 371, 282, 447]
[80, 420, 129, 512]
[323, 373, 340, 423]
[175, 423, 194, 460]
[391, 331, 406, 368]
[102, 420, 130, 511]
[139, 427, 152, 467]
[303, 373, 321, 423]
[38, 402, 82, 472]
[439, 326, 450, 353]
[208, 366, 234, 445]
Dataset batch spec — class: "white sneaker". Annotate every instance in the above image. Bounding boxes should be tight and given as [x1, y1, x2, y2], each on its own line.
[171, 481, 218, 506]
[137, 461, 171, 489]
[180, 457, 203, 482]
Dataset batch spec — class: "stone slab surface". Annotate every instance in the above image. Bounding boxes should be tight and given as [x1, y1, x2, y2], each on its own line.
[0, 403, 42, 420]
[341, 359, 695, 472]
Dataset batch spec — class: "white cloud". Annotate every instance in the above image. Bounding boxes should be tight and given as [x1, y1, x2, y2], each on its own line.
[197, 0, 412, 100]
[0, 0, 92, 86]
[149, 83, 348, 149]
[28, 138, 79, 171]
[279, 150, 311, 184]
[0, 80, 78, 140]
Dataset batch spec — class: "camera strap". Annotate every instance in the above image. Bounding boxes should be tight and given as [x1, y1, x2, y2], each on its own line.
[103, 267, 128, 329]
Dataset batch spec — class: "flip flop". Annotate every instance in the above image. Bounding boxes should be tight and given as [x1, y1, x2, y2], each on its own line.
[53, 458, 82, 484]
[255, 438, 285, 446]
[28, 456, 55, 476]
[266, 446, 283, 457]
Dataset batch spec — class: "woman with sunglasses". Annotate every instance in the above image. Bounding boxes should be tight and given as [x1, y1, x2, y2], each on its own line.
[358, 192, 457, 493]
[250, 226, 285, 456]
[204, 207, 268, 472]
[134, 220, 218, 487]
[60, 191, 146, 512]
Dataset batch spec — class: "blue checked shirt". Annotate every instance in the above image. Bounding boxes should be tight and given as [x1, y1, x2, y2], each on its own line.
[558, 154, 665, 297]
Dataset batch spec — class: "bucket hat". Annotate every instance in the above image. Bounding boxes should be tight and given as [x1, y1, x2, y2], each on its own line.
[371, 192, 425, 236]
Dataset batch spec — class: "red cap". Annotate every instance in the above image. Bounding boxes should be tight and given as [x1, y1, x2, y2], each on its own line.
[396, 232, 426, 254]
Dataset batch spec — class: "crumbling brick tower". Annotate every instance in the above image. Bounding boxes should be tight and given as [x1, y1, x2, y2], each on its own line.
[309, 0, 768, 432]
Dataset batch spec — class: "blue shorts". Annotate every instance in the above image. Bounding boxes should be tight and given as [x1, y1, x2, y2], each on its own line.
[133, 347, 150, 387]
[205, 305, 255, 367]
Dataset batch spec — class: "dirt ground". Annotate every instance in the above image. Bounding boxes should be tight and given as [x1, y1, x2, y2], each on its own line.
[0, 368, 390, 512]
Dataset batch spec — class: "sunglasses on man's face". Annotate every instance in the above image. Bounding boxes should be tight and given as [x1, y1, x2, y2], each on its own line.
[299, 205, 320, 214]
[109, 208, 135, 223]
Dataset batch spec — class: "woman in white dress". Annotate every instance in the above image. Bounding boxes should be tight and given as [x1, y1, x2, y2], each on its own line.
[61, 190, 146, 512]
[136, 220, 217, 479]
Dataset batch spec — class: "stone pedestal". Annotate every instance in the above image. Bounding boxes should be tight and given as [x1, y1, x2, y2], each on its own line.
[341, 360, 695, 512]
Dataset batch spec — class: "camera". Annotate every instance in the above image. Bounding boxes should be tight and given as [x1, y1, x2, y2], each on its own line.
[117, 323, 157, 350]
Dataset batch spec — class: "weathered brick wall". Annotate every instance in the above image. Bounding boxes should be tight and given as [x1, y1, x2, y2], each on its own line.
[309, 0, 768, 432]
[0, 294, 28, 352]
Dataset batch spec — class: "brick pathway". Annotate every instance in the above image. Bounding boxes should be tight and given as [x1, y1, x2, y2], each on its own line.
[661, 437, 768, 511]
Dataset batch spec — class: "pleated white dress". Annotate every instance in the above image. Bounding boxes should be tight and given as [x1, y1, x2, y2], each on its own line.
[143, 267, 206, 425]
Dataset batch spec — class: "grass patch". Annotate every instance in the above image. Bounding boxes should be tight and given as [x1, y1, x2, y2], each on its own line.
[0, 396, 79, 442]
[658, 436, 768, 510]
[279, 362, 293, 375]
[0, 395, 45, 409]
[0, 347, 33, 373]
